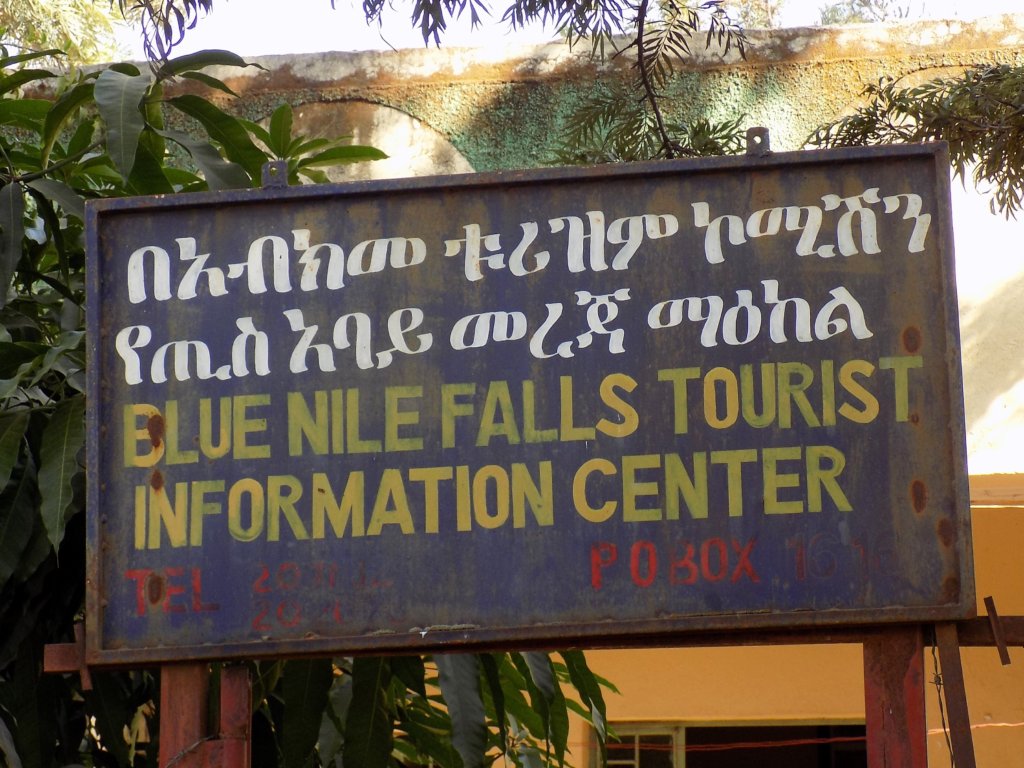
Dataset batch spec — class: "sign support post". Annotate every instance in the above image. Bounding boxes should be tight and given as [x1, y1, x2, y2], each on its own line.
[864, 625, 928, 767]
[156, 663, 252, 768]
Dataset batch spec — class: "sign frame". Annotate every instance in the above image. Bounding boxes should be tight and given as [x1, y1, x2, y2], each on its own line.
[85, 142, 973, 666]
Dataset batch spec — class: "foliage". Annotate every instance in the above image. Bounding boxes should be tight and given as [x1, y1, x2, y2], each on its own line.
[818, 0, 918, 25]
[0, 0, 127, 65]
[551, 79, 745, 162]
[808, 64, 1024, 215]
[724, 0, 784, 28]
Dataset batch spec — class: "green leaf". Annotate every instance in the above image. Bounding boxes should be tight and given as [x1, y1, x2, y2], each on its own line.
[281, 658, 333, 768]
[390, 655, 427, 698]
[317, 671, 352, 766]
[0, 708, 23, 768]
[298, 145, 388, 167]
[511, 653, 550, 742]
[560, 650, 608, 747]
[94, 69, 152, 180]
[37, 395, 85, 554]
[0, 49, 63, 68]
[237, 117, 273, 147]
[168, 95, 267, 179]
[342, 657, 393, 768]
[480, 653, 507, 753]
[0, 411, 28, 491]
[180, 71, 239, 97]
[0, 99, 50, 130]
[0, 69, 54, 96]
[0, 446, 37, 592]
[521, 652, 555, 705]
[127, 141, 174, 195]
[41, 82, 94, 166]
[25, 179, 86, 221]
[157, 49, 258, 81]
[158, 128, 251, 190]
[268, 103, 294, 158]
[0, 182, 25, 309]
[435, 653, 487, 768]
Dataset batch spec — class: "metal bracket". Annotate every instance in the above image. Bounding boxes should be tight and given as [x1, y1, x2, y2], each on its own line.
[42, 622, 92, 690]
[746, 127, 771, 156]
[984, 595, 1012, 665]
[261, 160, 289, 188]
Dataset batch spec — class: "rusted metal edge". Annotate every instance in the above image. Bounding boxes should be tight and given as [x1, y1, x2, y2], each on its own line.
[935, 622, 978, 768]
[85, 142, 951, 214]
[983, 596, 1012, 665]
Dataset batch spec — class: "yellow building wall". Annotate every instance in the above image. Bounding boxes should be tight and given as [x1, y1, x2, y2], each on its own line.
[566, 500, 1024, 766]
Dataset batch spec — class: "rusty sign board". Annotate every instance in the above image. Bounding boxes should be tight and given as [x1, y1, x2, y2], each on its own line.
[85, 143, 972, 665]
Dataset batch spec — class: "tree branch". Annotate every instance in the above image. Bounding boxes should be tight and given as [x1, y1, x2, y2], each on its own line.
[632, 0, 675, 158]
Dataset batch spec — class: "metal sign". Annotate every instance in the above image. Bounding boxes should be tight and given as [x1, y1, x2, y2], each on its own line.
[86, 143, 972, 664]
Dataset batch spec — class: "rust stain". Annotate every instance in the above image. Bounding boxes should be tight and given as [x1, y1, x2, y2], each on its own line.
[147, 413, 165, 448]
[146, 574, 165, 605]
[941, 576, 960, 604]
[909, 413, 920, 425]
[150, 469, 165, 492]
[902, 326, 922, 353]
[936, 518, 956, 548]
[911, 480, 927, 514]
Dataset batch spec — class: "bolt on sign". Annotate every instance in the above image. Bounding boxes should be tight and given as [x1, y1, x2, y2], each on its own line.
[86, 143, 971, 665]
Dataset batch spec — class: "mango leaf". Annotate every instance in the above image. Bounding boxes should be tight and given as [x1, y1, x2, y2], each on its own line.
[237, 117, 273, 147]
[31, 331, 86, 387]
[0, 49, 63, 68]
[41, 81, 94, 166]
[521, 652, 555, 704]
[281, 658, 333, 768]
[127, 142, 174, 196]
[390, 654, 427, 698]
[435, 653, 487, 768]
[94, 69, 152, 180]
[297, 145, 388, 168]
[0, 69, 54, 96]
[25, 179, 86, 221]
[0, 182, 24, 309]
[0, 411, 28, 491]
[0, 99, 50, 130]
[268, 103, 293, 159]
[157, 128, 251, 190]
[342, 657, 393, 768]
[547, 681, 569, 766]
[180, 71, 239, 97]
[0, 711, 23, 768]
[167, 95, 267, 179]
[38, 395, 85, 553]
[0, 446, 37, 592]
[156, 49, 258, 81]
[317, 671, 352, 766]
[511, 653, 550, 743]
[480, 654, 507, 752]
[560, 650, 608, 748]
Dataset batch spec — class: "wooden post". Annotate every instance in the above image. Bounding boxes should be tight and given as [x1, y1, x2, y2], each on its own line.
[863, 625, 927, 768]
[219, 665, 252, 768]
[159, 663, 209, 768]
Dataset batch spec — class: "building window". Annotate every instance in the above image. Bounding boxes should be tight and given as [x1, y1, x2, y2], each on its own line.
[605, 724, 866, 768]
